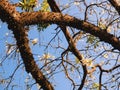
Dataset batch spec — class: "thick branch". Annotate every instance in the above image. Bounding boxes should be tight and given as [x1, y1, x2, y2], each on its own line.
[14, 26, 53, 90]
[0, 1, 53, 90]
[21, 11, 120, 51]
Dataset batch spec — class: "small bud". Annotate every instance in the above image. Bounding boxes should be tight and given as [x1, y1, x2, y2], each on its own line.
[32, 38, 38, 45]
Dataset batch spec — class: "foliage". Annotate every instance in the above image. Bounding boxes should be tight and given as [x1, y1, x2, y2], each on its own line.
[19, 0, 50, 31]
[19, 0, 37, 12]
[98, 21, 106, 30]
[86, 35, 99, 48]
[37, 22, 50, 31]
[40, 0, 50, 12]
[37, 0, 50, 31]
[92, 83, 99, 90]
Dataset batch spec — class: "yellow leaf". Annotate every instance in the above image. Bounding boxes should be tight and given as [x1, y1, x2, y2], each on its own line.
[98, 22, 106, 29]
[75, 57, 80, 64]
[92, 83, 99, 90]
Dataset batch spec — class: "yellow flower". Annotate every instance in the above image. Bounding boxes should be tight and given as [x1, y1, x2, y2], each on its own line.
[103, 53, 108, 58]
[42, 53, 51, 59]
[82, 59, 93, 67]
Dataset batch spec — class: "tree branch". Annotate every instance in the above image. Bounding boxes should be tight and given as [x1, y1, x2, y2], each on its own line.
[97, 64, 120, 73]
[21, 11, 120, 51]
[108, 0, 120, 15]
[47, 0, 87, 90]
[0, 1, 53, 90]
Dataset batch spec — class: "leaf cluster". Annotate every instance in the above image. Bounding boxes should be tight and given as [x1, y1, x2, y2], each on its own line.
[19, 0, 37, 12]
[87, 35, 99, 48]
[19, 0, 50, 31]
[37, 0, 50, 31]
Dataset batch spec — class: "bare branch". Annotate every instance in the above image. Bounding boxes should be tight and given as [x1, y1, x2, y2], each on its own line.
[97, 64, 120, 73]
[108, 0, 120, 15]
[47, 1, 87, 90]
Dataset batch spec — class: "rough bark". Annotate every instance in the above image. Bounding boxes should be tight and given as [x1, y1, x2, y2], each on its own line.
[0, 1, 54, 90]
[21, 11, 120, 51]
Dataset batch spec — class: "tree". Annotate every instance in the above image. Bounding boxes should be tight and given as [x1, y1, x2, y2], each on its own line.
[0, 0, 120, 90]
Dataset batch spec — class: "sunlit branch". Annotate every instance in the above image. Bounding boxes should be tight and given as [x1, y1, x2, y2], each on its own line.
[0, 1, 54, 90]
[21, 11, 120, 51]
